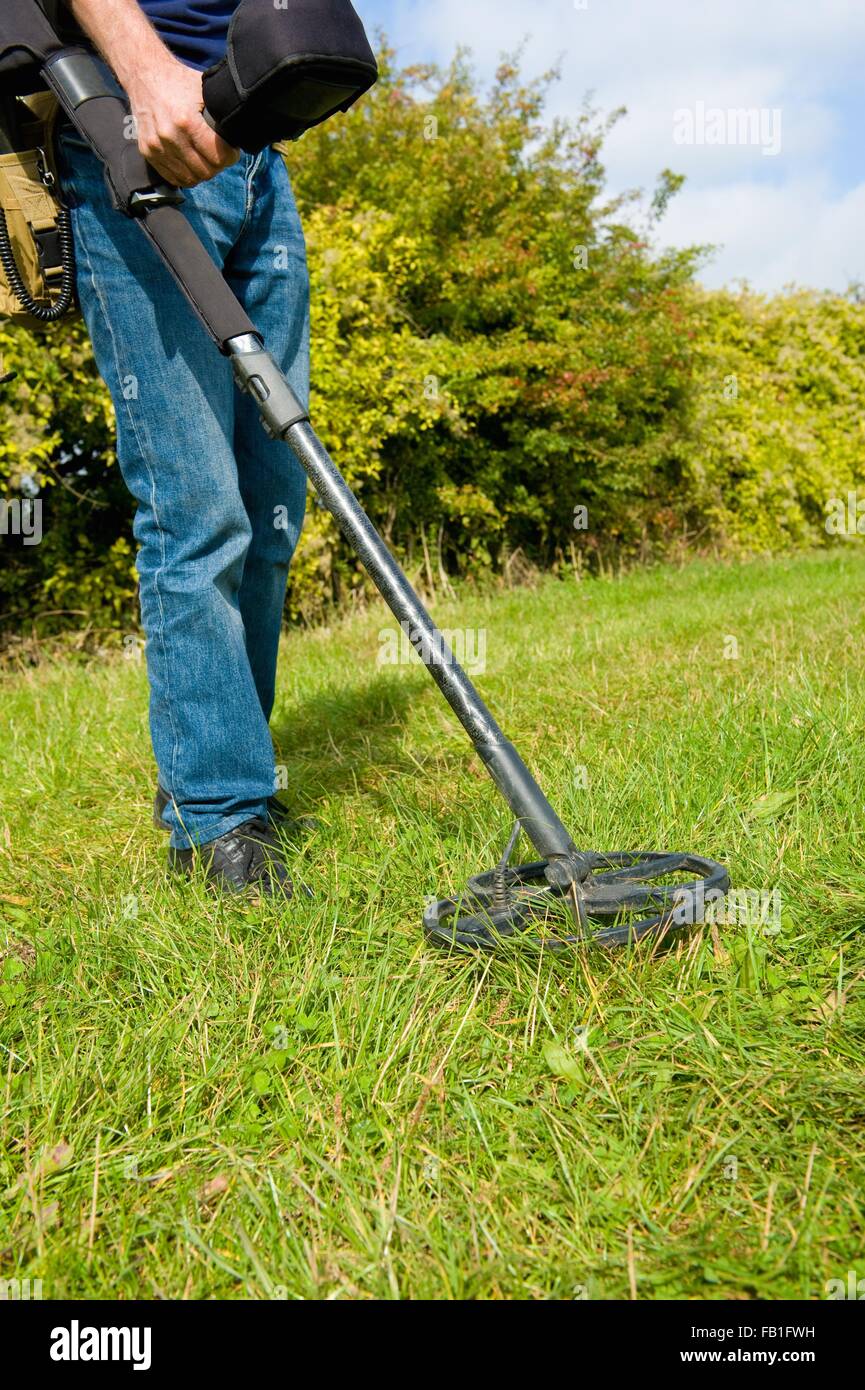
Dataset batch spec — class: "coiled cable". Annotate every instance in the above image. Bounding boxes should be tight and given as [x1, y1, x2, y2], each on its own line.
[0, 203, 75, 322]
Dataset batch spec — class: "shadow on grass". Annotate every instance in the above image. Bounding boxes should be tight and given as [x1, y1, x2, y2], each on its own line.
[270, 668, 466, 823]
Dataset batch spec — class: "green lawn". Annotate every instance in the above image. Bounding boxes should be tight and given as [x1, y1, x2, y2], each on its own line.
[1, 549, 864, 1300]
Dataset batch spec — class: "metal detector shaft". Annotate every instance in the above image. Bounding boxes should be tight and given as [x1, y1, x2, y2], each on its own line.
[226, 333, 588, 880]
[43, 48, 591, 884]
[293, 417, 585, 873]
[239, 347, 592, 877]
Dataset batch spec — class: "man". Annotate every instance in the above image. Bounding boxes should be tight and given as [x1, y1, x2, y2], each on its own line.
[59, 0, 310, 896]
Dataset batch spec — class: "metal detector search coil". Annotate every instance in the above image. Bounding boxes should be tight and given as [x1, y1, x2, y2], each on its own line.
[424, 848, 731, 952]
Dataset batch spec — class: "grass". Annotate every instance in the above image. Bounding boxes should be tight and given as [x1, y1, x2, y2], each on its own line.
[1, 548, 864, 1300]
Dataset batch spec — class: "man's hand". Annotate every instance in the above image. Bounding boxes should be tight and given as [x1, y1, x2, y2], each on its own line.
[70, 0, 239, 187]
[126, 57, 239, 188]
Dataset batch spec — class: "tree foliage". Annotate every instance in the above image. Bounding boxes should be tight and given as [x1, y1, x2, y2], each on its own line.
[1, 47, 863, 636]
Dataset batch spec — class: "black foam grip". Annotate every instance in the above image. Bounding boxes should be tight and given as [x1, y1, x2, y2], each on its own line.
[142, 205, 257, 349]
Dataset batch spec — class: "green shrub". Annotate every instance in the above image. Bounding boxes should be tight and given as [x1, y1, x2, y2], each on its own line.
[1, 45, 863, 638]
[683, 287, 865, 550]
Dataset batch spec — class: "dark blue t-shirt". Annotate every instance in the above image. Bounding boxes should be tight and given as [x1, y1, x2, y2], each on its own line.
[137, 2, 239, 71]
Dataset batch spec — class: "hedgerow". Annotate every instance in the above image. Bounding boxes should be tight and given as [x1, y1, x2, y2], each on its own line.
[1, 47, 862, 637]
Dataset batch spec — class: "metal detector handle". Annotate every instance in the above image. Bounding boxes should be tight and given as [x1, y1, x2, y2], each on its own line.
[42, 48, 171, 211]
[43, 48, 260, 350]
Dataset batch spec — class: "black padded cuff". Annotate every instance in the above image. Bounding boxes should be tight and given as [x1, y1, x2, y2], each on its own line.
[202, 0, 377, 153]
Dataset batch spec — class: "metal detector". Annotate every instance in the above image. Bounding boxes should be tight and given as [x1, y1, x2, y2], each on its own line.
[0, 0, 729, 948]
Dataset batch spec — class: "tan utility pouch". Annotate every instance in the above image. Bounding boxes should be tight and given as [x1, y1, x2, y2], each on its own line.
[0, 92, 77, 330]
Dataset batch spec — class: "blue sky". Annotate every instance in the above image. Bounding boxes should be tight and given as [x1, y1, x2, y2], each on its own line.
[357, 0, 865, 293]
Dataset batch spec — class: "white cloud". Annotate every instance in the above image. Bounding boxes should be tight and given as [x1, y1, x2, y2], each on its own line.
[393, 0, 865, 80]
[658, 177, 865, 292]
[385, 0, 865, 290]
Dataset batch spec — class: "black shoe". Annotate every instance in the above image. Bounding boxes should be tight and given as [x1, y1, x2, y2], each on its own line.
[168, 817, 297, 899]
[153, 785, 318, 837]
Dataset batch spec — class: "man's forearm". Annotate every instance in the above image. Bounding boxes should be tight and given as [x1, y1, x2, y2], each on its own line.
[66, 0, 238, 187]
[68, 0, 174, 101]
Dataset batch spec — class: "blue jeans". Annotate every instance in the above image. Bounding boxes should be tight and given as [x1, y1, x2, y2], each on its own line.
[56, 127, 310, 849]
